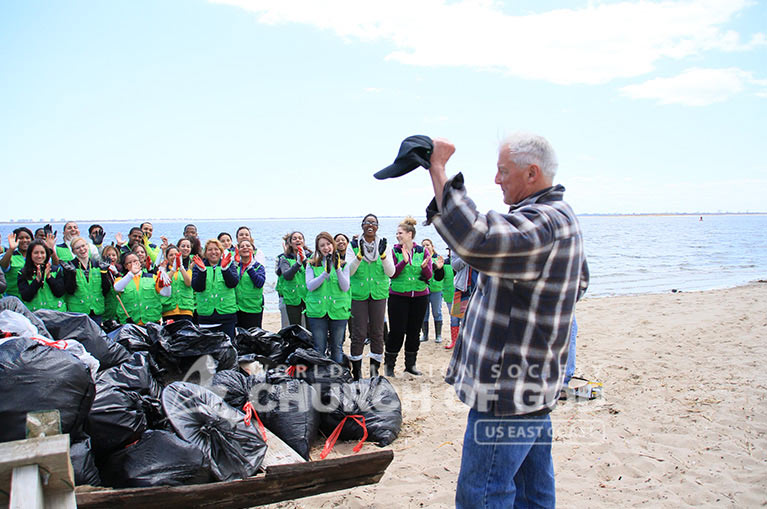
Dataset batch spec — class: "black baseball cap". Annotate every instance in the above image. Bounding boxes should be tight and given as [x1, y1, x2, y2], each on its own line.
[374, 135, 433, 180]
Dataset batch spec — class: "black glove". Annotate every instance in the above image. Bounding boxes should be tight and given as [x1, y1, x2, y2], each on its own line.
[325, 254, 332, 274]
[332, 251, 341, 270]
[91, 230, 106, 245]
[351, 236, 359, 249]
[378, 237, 388, 256]
[43, 224, 56, 237]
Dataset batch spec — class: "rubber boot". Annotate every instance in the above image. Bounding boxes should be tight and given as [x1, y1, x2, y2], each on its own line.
[445, 326, 459, 349]
[434, 320, 443, 343]
[404, 351, 422, 376]
[420, 321, 429, 342]
[370, 358, 380, 378]
[384, 352, 397, 377]
[351, 359, 362, 381]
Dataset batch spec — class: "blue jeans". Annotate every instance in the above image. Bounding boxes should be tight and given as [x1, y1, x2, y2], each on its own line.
[564, 316, 577, 385]
[307, 316, 347, 364]
[423, 291, 443, 323]
[456, 408, 555, 509]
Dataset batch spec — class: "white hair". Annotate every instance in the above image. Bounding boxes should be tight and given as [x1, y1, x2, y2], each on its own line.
[500, 132, 558, 180]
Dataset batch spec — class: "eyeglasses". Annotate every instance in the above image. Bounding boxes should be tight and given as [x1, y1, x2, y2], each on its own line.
[362, 221, 378, 227]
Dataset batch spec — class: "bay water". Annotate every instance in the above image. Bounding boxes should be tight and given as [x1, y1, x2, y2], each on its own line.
[3, 214, 765, 312]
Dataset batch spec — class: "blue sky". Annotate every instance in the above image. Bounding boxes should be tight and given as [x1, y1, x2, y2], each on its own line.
[1, 0, 765, 221]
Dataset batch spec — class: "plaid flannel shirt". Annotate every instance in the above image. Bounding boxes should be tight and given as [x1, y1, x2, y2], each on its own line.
[426, 173, 589, 416]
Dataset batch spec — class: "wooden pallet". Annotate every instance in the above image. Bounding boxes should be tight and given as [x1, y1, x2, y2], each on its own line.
[75, 450, 393, 508]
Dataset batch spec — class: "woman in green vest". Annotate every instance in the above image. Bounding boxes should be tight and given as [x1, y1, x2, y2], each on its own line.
[17, 240, 67, 312]
[235, 238, 266, 329]
[276, 231, 311, 326]
[191, 239, 240, 339]
[62, 236, 111, 325]
[419, 238, 446, 344]
[385, 216, 432, 377]
[113, 253, 168, 325]
[347, 213, 394, 379]
[160, 244, 195, 323]
[1, 227, 33, 298]
[304, 232, 351, 364]
[100, 244, 122, 323]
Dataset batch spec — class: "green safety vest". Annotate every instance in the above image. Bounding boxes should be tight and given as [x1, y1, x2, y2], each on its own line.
[278, 256, 307, 306]
[161, 269, 195, 313]
[390, 247, 428, 293]
[442, 262, 455, 305]
[196, 265, 237, 316]
[426, 254, 444, 293]
[23, 272, 66, 312]
[118, 274, 163, 324]
[65, 262, 105, 315]
[56, 244, 74, 262]
[103, 288, 118, 321]
[3, 252, 25, 298]
[236, 264, 264, 313]
[350, 247, 390, 301]
[304, 265, 351, 320]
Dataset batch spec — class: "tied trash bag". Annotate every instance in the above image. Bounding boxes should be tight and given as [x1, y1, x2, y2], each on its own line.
[70, 436, 101, 486]
[35, 309, 130, 369]
[0, 336, 95, 443]
[108, 324, 153, 353]
[320, 376, 402, 446]
[0, 309, 41, 337]
[209, 369, 260, 409]
[100, 430, 211, 488]
[234, 327, 289, 367]
[87, 383, 147, 456]
[162, 382, 267, 482]
[251, 379, 319, 460]
[149, 322, 237, 385]
[283, 348, 353, 386]
[0, 296, 53, 339]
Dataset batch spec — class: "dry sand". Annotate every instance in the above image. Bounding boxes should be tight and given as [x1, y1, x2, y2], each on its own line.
[264, 283, 767, 508]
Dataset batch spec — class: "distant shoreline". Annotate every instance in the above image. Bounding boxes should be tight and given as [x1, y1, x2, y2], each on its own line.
[2, 212, 766, 225]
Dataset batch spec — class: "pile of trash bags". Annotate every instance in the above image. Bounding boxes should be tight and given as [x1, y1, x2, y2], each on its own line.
[0, 303, 401, 489]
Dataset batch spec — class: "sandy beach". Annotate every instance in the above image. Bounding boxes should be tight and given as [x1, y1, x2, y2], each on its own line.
[262, 282, 767, 508]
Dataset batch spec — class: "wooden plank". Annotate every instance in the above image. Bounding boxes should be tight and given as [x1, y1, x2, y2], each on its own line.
[0, 435, 74, 494]
[258, 428, 306, 469]
[10, 464, 44, 509]
[76, 449, 393, 509]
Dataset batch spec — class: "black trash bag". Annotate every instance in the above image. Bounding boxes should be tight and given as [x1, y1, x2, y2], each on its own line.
[87, 383, 146, 456]
[233, 327, 290, 367]
[285, 348, 354, 386]
[209, 369, 257, 409]
[35, 309, 130, 369]
[70, 436, 101, 486]
[148, 322, 237, 385]
[0, 296, 53, 339]
[0, 336, 95, 443]
[277, 324, 314, 352]
[162, 382, 267, 482]
[108, 324, 153, 353]
[320, 376, 402, 446]
[100, 430, 211, 488]
[250, 379, 319, 460]
[96, 353, 162, 399]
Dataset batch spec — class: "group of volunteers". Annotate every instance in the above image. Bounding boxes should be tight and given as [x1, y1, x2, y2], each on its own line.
[1, 215, 473, 380]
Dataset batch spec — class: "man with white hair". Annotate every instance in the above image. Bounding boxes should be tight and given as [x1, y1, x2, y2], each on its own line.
[424, 132, 589, 508]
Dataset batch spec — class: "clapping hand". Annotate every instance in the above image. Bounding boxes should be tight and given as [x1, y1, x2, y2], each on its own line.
[324, 254, 332, 274]
[193, 255, 206, 271]
[378, 238, 387, 257]
[221, 251, 233, 269]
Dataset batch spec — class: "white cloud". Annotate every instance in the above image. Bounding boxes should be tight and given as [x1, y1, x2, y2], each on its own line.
[620, 67, 756, 105]
[210, 0, 765, 84]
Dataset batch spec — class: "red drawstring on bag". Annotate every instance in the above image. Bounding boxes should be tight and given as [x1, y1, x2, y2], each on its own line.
[242, 402, 267, 442]
[286, 365, 296, 377]
[320, 415, 367, 460]
[32, 336, 67, 350]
